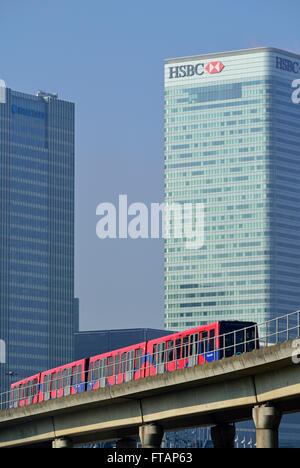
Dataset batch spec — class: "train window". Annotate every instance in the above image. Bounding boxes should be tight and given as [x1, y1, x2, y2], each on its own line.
[190, 333, 200, 357]
[62, 369, 69, 389]
[153, 345, 157, 366]
[201, 331, 208, 354]
[182, 336, 189, 359]
[13, 386, 19, 406]
[209, 329, 215, 352]
[127, 351, 135, 372]
[43, 374, 51, 394]
[158, 342, 166, 364]
[71, 367, 77, 386]
[93, 360, 100, 380]
[77, 365, 82, 384]
[56, 371, 62, 390]
[136, 349, 143, 370]
[175, 338, 181, 360]
[108, 357, 114, 377]
[121, 353, 126, 374]
[100, 359, 107, 379]
[115, 355, 120, 374]
[32, 379, 38, 397]
[167, 341, 174, 363]
[51, 373, 56, 391]
[20, 383, 25, 400]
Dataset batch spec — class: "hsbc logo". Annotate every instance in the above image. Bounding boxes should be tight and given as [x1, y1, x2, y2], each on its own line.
[205, 61, 224, 74]
[168, 60, 225, 79]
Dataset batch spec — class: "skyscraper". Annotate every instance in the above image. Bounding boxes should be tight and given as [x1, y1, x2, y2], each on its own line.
[164, 47, 300, 331]
[0, 82, 75, 392]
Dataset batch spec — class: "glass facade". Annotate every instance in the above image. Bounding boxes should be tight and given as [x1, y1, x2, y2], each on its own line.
[0, 87, 75, 392]
[164, 48, 300, 330]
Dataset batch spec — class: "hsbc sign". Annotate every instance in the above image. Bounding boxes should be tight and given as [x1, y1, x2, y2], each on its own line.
[168, 60, 225, 79]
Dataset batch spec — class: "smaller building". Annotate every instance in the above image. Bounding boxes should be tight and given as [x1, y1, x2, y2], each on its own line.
[74, 328, 172, 360]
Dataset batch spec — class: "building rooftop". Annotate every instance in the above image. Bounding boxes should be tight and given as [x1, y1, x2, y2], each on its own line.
[165, 46, 300, 63]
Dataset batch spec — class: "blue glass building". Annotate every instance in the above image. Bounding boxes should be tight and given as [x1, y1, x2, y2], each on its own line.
[0, 84, 75, 393]
[164, 47, 300, 330]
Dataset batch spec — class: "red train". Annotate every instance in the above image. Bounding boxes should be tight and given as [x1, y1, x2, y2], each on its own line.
[9, 320, 258, 408]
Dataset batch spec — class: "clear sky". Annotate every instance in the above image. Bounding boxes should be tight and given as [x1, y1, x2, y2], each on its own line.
[0, 0, 300, 331]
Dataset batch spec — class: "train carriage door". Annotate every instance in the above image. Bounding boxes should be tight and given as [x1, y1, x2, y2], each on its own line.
[182, 336, 189, 367]
[175, 338, 181, 369]
[91, 360, 100, 389]
[157, 342, 166, 374]
[56, 371, 62, 396]
[100, 358, 107, 388]
[115, 354, 120, 383]
[167, 340, 175, 371]
[135, 348, 143, 379]
[120, 353, 126, 383]
[19, 383, 25, 406]
[27, 380, 33, 406]
[200, 331, 208, 361]
[43, 374, 51, 401]
[206, 329, 216, 362]
[125, 350, 135, 382]
[188, 333, 199, 367]
[107, 356, 114, 385]
[77, 364, 84, 392]
[9, 385, 20, 408]
[63, 368, 72, 396]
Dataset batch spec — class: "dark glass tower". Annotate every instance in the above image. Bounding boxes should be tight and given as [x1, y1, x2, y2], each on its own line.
[0, 84, 75, 393]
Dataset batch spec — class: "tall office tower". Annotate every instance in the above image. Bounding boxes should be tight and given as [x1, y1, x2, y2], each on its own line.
[0, 83, 75, 393]
[164, 47, 300, 331]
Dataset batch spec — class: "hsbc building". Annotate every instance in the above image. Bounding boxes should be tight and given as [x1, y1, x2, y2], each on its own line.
[164, 47, 300, 331]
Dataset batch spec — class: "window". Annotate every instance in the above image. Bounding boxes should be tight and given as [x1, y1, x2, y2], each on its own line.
[100, 359, 107, 379]
[56, 371, 62, 390]
[127, 351, 135, 372]
[136, 349, 143, 370]
[121, 353, 126, 374]
[190, 333, 199, 356]
[93, 360, 100, 380]
[115, 355, 120, 374]
[153, 344, 157, 366]
[167, 341, 174, 362]
[201, 331, 208, 353]
[175, 338, 181, 360]
[108, 357, 114, 377]
[43, 374, 51, 395]
[182, 336, 189, 358]
[209, 329, 215, 352]
[158, 342, 166, 364]
[62, 369, 71, 390]
[51, 373, 57, 392]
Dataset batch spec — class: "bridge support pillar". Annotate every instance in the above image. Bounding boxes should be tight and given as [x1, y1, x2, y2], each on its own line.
[52, 437, 73, 449]
[116, 438, 137, 448]
[253, 404, 281, 449]
[139, 424, 164, 448]
[211, 423, 236, 448]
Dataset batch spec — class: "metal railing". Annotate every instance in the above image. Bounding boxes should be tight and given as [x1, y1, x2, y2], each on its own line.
[0, 310, 299, 413]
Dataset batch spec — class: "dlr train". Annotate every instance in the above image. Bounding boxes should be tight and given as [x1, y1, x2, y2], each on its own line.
[9, 320, 259, 408]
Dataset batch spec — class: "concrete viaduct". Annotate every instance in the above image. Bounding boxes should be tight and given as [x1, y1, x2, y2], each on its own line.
[0, 339, 299, 448]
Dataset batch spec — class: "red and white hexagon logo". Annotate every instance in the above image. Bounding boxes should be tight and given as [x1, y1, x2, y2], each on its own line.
[205, 61, 225, 74]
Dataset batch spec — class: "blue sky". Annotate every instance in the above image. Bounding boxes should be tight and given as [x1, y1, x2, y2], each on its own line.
[0, 0, 300, 330]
